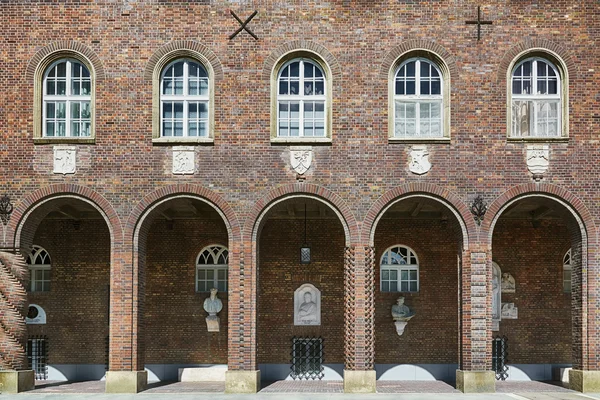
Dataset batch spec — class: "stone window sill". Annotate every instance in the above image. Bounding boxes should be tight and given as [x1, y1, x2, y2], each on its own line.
[271, 137, 332, 145]
[153, 137, 214, 145]
[507, 136, 569, 143]
[34, 137, 95, 145]
[388, 137, 450, 144]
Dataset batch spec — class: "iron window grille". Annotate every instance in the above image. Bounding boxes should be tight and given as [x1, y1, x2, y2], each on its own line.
[27, 335, 48, 380]
[291, 337, 324, 380]
[492, 335, 508, 381]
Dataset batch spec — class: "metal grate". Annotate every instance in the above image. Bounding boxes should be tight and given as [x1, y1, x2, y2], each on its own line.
[291, 337, 324, 380]
[492, 335, 508, 381]
[27, 336, 48, 380]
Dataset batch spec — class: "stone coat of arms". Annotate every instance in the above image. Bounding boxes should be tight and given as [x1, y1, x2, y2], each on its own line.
[290, 148, 312, 175]
[409, 145, 431, 175]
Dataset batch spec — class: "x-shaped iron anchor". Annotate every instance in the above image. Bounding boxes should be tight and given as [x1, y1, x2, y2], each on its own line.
[229, 10, 258, 40]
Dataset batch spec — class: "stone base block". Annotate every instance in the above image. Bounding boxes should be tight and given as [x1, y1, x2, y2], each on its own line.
[343, 370, 376, 393]
[0, 370, 35, 394]
[569, 369, 600, 393]
[456, 370, 495, 393]
[225, 370, 260, 393]
[105, 371, 147, 393]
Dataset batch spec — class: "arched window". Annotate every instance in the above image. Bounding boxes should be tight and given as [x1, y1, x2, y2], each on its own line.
[43, 59, 91, 137]
[380, 245, 419, 292]
[563, 248, 571, 293]
[511, 57, 561, 138]
[277, 59, 326, 138]
[160, 59, 209, 138]
[393, 58, 443, 138]
[196, 245, 228, 292]
[27, 246, 51, 292]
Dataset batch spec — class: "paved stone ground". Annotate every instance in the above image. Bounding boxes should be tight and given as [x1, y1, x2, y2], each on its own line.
[146, 381, 225, 393]
[376, 381, 459, 393]
[260, 380, 343, 393]
[496, 381, 573, 393]
[32, 380, 105, 393]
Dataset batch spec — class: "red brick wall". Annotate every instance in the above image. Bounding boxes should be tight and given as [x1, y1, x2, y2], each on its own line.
[144, 219, 228, 364]
[493, 219, 571, 364]
[27, 219, 110, 365]
[492, 219, 573, 364]
[257, 218, 345, 364]
[374, 219, 460, 364]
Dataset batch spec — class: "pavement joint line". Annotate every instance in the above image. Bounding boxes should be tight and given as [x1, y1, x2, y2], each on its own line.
[576, 393, 600, 400]
[505, 394, 532, 400]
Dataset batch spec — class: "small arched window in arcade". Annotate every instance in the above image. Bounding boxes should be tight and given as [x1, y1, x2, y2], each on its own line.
[277, 58, 326, 138]
[28, 246, 51, 292]
[563, 248, 571, 293]
[196, 245, 228, 293]
[380, 245, 419, 292]
[394, 58, 443, 138]
[511, 57, 561, 137]
[43, 59, 92, 137]
[160, 58, 209, 137]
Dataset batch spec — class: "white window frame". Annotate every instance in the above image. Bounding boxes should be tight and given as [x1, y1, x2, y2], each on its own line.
[380, 245, 420, 293]
[160, 58, 210, 138]
[563, 248, 572, 293]
[276, 58, 327, 138]
[393, 57, 443, 138]
[28, 245, 51, 293]
[511, 57, 562, 138]
[42, 59, 92, 138]
[196, 245, 228, 293]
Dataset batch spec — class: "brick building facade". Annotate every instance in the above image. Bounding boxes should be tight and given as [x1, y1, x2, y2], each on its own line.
[0, 0, 599, 394]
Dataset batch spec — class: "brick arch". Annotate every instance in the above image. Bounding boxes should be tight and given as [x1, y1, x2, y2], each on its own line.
[379, 39, 459, 82]
[25, 41, 105, 82]
[496, 38, 576, 84]
[262, 40, 342, 81]
[11, 184, 122, 251]
[482, 183, 595, 244]
[244, 183, 359, 246]
[143, 40, 224, 82]
[361, 183, 472, 248]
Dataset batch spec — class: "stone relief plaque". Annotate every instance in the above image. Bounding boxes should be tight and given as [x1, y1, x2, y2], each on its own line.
[26, 304, 46, 325]
[290, 146, 312, 175]
[501, 272, 516, 293]
[173, 146, 195, 175]
[409, 145, 431, 175]
[294, 283, 320, 326]
[53, 146, 77, 175]
[501, 303, 518, 319]
[526, 144, 549, 179]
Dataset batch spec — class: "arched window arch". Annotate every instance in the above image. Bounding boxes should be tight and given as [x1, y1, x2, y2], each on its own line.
[563, 248, 572, 293]
[276, 58, 327, 138]
[380, 245, 419, 292]
[160, 58, 209, 138]
[196, 245, 228, 293]
[509, 55, 566, 138]
[27, 246, 51, 292]
[43, 58, 92, 138]
[393, 58, 444, 138]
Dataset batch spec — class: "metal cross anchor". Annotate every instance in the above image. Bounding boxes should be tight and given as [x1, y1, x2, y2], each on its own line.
[229, 10, 258, 40]
[465, 6, 493, 41]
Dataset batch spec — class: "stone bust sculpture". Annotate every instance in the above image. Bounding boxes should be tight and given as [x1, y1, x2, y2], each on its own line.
[298, 292, 317, 321]
[203, 288, 223, 316]
[391, 296, 415, 321]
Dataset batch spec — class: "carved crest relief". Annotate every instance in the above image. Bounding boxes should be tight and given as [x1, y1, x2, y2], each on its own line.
[53, 146, 77, 175]
[409, 145, 431, 175]
[526, 144, 549, 179]
[173, 146, 195, 175]
[290, 146, 312, 175]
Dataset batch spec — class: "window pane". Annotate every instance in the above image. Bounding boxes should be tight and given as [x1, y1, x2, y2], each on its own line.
[217, 281, 226, 292]
[400, 282, 408, 292]
[47, 102, 55, 118]
[512, 100, 532, 137]
[56, 102, 66, 118]
[390, 282, 398, 292]
[46, 122, 55, 136]
[406, 61, 415, 77]
[290, 62, 300, 77]
[57, 62, 66, 77]
[382, 270, 389, 280]
[198, 281, 206, 292]
[315, 81, 324, 95]
[431, 79, 441, 95]
[207, 269, 214, 280]
[163, 122, 172, 136]
[174, 102, 184, 119]
[410, 282, 417, 292]
[279, 81, 288, 95]
[174, 122, 183, 136]
[400, 270, 408, 280]
[410, 270, 417, 280]
[420, 61, 430, 77]
[382, 281, 389, 292]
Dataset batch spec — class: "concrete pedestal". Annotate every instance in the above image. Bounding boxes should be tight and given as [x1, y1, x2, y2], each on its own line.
[225, 370, 260, 393]
[456, 370, 495, 393]
[105, 370, 147, 393]
[343, 370, 376, 393]
[0, 370, 35, 394]
[569, 369, 600, 393]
